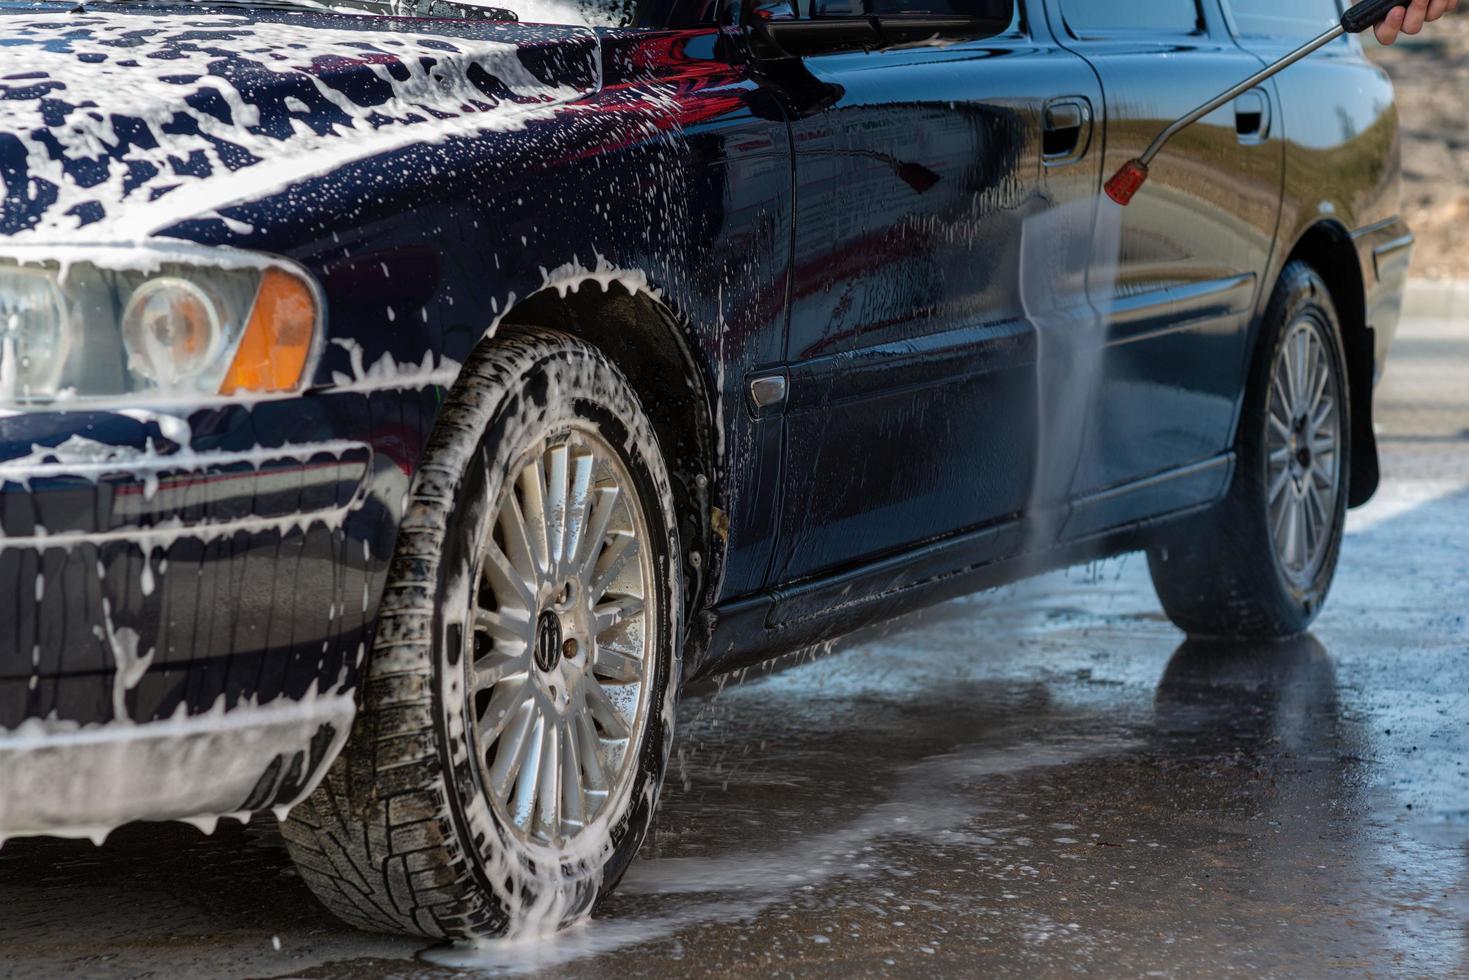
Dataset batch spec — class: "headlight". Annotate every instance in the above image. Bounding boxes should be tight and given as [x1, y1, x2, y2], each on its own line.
[0, 265, 71, 399]
[122, 277, 225, 386]
[0, 244, 322, 404]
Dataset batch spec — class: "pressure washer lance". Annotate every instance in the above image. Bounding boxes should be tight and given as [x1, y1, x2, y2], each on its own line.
[1105, 0, 1413, 206]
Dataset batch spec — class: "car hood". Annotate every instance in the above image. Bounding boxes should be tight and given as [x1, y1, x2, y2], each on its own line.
[0, 2, 602, 242]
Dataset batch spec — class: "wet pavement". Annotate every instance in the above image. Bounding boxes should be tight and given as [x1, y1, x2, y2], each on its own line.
[2, 313, 1466, 979]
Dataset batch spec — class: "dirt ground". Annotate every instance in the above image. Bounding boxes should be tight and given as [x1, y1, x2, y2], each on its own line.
[1367, 19, 1469, 280]
[2, 307, 1466, 978]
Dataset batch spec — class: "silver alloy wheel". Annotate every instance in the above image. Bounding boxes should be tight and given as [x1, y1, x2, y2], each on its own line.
[1265, 317, 1342, 587]
[466, 426, 655, 850]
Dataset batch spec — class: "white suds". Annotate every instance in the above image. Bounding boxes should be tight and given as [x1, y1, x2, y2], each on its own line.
[1, 12, 604, 241]
[328, 337, 462, 392]
[0, 686, 356, 847]
[92, 598, 156, 726]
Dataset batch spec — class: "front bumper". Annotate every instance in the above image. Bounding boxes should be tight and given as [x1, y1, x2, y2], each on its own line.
[0, 395, 408, 839]
[0, 687, 354, 843]
[0, 397, 402, 728]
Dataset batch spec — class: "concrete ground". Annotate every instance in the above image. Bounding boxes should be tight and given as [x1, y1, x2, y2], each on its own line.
[1, 309, 1466, 979]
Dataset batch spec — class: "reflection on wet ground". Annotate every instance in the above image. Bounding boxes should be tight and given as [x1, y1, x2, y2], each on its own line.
[1, 316, 1466, 978]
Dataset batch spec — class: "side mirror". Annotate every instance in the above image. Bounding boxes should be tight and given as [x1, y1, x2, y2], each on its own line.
[751, 0, 797, 19]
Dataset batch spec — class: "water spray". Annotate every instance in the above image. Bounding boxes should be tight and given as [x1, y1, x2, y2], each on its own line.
[1105, 0, 1413, 206]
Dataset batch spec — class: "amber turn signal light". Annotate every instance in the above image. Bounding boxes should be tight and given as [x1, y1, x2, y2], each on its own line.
[219, 267, 317, 394]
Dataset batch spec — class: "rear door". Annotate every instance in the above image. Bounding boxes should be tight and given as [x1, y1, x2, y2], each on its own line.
[765, 1, 1105, 586]
[1043, 0, 1286, 538]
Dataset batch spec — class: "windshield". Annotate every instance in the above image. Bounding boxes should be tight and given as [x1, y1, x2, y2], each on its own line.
[93, 0, 635, 27]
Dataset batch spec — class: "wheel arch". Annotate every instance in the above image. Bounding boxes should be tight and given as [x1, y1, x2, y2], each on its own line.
[1278, 220, 1380, 508]
[497, 282, 717, 622]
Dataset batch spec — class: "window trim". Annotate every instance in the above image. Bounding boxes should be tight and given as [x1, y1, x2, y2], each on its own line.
[753, 0, 1026, 57]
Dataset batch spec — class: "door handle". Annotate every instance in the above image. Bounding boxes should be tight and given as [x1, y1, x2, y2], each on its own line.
[1043, 97, 1093, 166]
[1234, 88, 1271, 143]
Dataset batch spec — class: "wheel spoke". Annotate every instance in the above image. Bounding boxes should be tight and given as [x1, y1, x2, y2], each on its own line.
[1291, 497, 1309, 570]
[561, 722, 586, 833]
[1281, 333, 1298, 409]
[592, 642, 644, 683]
[1304, 482, 1327, 545]
[534, 722, 561, 843]
[1306, 353, 1329, 422]
[561, 452, 595, 580]
[1292, 328, 1310, 414]
[1303, 336, 1321, 406]
[475, 607, 530, 645]
[582, 677, 631, 740]
[509, 709, 545, 828]
[594, 595, 645, 636]
[1276, 492, 1296, 565]
[517, 454, 550, 580]
[1267, 464, 1291, 506]
[478, 677, 530, 746]
[1271, 372, 1291, 422]
[487, 696, 538, 800]
[590, 533, 638, 601]
[472, 650, 525, 690]
[1272, 494, 1290, 551]
[577, 486, 621, 572]
[482, 540, 536, 612]
[575, 711, 609, 791]
[1310, 397, 1335, 434]
[497, 493, 540, 588]
[545, 444, 569, 578]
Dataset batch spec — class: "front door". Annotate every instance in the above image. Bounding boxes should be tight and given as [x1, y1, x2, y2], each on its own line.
[765, 2, 1104, 585]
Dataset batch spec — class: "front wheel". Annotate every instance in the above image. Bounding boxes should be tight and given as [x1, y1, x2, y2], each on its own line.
[1148, 262, 1351, 639]
[282, 327, 682, 939]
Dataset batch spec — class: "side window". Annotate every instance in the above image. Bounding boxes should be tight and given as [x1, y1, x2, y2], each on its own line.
[1226, 0, 1342, 38]
[1059, 0, 1203, 37]
[642, 0, 734, 27]
[757, 0, 1018, 53]
[812, 0, 864, 14]
[752, 0, 1016, 53]
[869, 0, 1020, 27]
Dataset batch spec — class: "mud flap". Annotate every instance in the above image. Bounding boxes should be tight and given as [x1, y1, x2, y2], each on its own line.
[1347, 325, 1380, 508]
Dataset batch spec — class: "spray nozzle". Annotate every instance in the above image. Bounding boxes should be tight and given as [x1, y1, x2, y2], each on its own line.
[1104, 159, 1149, 207]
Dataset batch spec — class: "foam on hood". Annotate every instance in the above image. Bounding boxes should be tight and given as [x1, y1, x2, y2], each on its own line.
[0, 6, 602, 241]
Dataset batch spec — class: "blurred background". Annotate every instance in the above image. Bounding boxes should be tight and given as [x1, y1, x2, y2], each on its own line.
[1368, 20, 1469, 280]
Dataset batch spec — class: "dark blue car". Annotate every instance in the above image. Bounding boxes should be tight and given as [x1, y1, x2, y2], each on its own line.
[0, 0, 1410, 938]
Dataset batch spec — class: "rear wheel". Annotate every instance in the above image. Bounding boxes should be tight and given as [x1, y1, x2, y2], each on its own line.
[282, 327, 681, 939]
[1148, 262, 1351, 639]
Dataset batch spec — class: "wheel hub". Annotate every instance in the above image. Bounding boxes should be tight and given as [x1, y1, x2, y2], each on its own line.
[534, 610, 563, 672]
[1290, 417, 1312, 473]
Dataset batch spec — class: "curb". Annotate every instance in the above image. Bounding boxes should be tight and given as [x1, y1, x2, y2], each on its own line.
[1403, 280, 1469, 320]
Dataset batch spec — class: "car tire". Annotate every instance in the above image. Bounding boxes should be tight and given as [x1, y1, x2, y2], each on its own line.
[281, 327, 682, 939]
[1147, 262, 1352, 639]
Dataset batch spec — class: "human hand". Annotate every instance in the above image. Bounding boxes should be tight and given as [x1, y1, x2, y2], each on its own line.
[1375, 0, 1457, 44]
